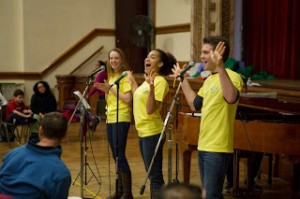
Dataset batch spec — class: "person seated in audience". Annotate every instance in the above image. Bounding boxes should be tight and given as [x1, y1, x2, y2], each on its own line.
[0, 112, 71, 199]
[6, 89, 36, 129]
[159, 182, 202, 199]
[30, 80, 57, 120]
[30, 81, 57, 140]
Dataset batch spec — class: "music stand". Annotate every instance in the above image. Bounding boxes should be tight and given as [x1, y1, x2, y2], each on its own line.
[70, 81, 101, 198]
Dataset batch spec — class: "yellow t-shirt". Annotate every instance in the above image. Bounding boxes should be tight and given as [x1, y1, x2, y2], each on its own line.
[106, 73, 132, 123]
[197, 68, 243, 153]
[133, 76, 169, 137]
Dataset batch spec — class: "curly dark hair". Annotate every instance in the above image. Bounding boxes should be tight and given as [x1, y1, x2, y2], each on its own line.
[33, 81, 52, 95]
[155, 49, 177, 76]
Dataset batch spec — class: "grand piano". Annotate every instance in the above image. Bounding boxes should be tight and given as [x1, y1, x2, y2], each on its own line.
[173, 79, 300, 193]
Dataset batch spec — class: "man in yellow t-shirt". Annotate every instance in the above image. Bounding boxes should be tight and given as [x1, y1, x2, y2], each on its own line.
[172, 36, 243, 199]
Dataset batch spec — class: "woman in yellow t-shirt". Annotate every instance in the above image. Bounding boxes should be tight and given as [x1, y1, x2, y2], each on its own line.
[94, 48, 133, 199]
[127, 49, 177, 199]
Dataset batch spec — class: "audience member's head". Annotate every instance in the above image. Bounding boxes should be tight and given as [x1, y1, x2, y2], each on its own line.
[159, 182, 202, 199]
[13, 89, 24, 97]
[40, 112, 68, 141]
[13, 89, 25, 104]
[33, 80, 52, 95]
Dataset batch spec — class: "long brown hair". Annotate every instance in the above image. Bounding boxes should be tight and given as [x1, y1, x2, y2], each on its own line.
[106, 48, 130, 78]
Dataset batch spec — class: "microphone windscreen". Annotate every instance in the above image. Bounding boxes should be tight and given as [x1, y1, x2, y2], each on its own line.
[99, 65, 106, 71]
[122, 71, 128, 76]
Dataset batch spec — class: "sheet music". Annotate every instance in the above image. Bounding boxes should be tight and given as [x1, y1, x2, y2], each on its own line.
[0, 92, 8, 106]
[185, 112, 202, 117]
[73, 90, 91, 109]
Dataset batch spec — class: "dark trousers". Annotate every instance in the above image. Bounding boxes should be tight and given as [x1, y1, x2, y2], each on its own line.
[139, 133, 165, 189]
[107, 122, 131, 173]
[7, 113, 36, 124]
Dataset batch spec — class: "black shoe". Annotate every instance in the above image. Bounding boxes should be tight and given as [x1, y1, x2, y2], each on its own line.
[90, 117, 100, 132]
[1, 133, 15, 142]
[223, 185, 233, 195]
[254, 184, 262, 192]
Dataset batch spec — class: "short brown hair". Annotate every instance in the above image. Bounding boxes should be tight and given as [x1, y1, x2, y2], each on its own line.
[13, 89, 24, 97]
[41, 112, 68, 140]
[203, 36, 230, 62]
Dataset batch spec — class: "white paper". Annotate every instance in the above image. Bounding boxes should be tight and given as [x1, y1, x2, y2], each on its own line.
[0, 92, 8, 106]
[73, 91, 91, 109]
[185, 112, 202, 117]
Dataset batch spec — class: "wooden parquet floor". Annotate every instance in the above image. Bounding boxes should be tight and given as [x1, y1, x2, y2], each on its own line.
[1, 121, 299, 199]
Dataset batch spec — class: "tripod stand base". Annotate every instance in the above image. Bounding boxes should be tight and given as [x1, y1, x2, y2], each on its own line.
[68, 196, 93, 199]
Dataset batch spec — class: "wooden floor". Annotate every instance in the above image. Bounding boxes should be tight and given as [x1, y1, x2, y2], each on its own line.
[1, 121, 299, 199]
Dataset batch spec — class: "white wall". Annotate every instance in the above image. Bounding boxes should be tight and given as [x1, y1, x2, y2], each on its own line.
[156, 0, 191, 26]
[0, 0, 115, 72]
[0, 0, 194, 103]
[23, 0, 115, 71]
[0, 0, 24, 71]
[155, 0, 191, 61]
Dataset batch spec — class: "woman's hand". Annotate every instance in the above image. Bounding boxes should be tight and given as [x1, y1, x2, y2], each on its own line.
[170, 62, 182, 79]
[94, 80, 110, 93]
[144, 69, 157, 86]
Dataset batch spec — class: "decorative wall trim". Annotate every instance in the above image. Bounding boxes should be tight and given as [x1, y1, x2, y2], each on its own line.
[0, 28, 114, 80]
[0, 72, 40, 80]
[156, 23, 190, 35]
[222, 0, 231, 41]
[191, 0, 203, 62]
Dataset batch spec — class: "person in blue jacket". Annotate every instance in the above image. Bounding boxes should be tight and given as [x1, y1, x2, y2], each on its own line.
[0, 112, 71, 199]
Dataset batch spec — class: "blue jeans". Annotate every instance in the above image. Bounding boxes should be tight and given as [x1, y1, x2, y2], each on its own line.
[198, 151, 232, 199]
[139, 133, 165, 189]
[107, 122, 131, 173]
[7, 113, 36, 124]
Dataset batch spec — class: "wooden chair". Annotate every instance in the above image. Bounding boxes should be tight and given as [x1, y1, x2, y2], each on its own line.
[0, 105, 14, 148]
[13, 122, 35, 144]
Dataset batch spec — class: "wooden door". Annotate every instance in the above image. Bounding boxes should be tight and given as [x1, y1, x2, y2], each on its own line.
[115, 0, 149, 73]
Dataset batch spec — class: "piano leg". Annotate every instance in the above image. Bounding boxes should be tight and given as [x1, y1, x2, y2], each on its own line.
[294, 163, 300, 192]
[182, 149, 192, 183]
[233, 149, 240, 196]
[233, 149, 256, 196]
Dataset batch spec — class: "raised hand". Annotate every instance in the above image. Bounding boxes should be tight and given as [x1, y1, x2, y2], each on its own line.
[170, 62, 182, 79]
[207, 41, 226, 71]
[144, 69, 157, 86]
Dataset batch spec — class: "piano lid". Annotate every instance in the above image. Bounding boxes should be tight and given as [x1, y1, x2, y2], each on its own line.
[240, 80, 300, 115]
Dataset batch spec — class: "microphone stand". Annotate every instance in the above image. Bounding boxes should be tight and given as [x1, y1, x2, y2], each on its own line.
[140, 78, 183, 195]
[114, 82, 120, 198]
[71, 76, 101, 199]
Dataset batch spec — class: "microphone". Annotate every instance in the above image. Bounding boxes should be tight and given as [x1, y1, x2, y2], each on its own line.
[176, 61, 195, 78]
[88, 65, 105, 77]
[110, 71, 128, 88]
